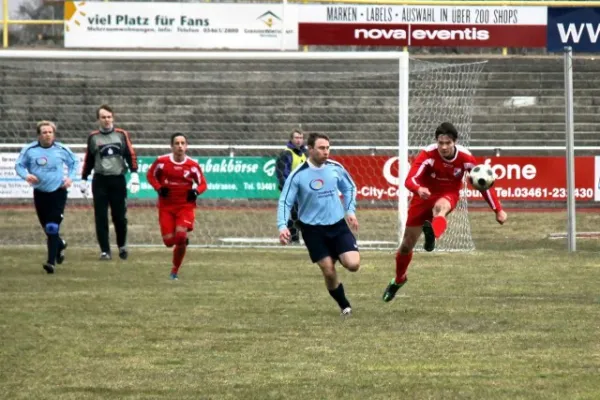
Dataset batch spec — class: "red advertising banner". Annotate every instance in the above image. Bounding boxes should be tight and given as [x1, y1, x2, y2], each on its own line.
[298, 5, 547, 47]
[299, 24, 546, 47]
[331, 156, 596, 202]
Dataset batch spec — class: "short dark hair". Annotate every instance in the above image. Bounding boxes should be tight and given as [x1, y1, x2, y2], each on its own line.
[435, 122, 458, 141]
[307, 132, 330, 148]
[96, 104, 114, 119]
[171, 132, 188, 145]
[290, 129, 303, 140]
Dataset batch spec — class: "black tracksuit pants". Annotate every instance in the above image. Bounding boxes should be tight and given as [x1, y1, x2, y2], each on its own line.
[33, 188, 67, 265]
[92, 174, 128, 254]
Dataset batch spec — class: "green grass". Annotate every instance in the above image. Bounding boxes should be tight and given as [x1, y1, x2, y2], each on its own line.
[1, 211, 600, 399]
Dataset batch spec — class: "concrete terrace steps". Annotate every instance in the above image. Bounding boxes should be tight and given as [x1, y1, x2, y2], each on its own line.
[8, 102, 599, 114]
[1, 75, 589, 91]
[4, 120, 596, 133]
[2, 122, 400, 133]
[1, 95, 400, 108]
[8, 111, 599, 124]
[1, 112, 398, 124]
[2, 57, 600, 148]
[1, 79, 404, 91]
[455, 58, 600, 72]
[8, 100, 598, 112]
[0, 91, 583, 104]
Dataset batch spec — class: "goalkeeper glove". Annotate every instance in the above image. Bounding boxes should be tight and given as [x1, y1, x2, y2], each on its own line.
[187, 189, 198, 202]
[79, 180, 90, 198]
[158, 187, 169, 198]
[129, 172, 140, 194]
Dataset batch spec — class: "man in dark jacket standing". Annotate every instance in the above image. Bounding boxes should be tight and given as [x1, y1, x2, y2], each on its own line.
[275, 129, 307, 244]
[80, 104, 139, 260]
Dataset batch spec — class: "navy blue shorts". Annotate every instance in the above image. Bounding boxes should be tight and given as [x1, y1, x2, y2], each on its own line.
[299, 219, 359, 263]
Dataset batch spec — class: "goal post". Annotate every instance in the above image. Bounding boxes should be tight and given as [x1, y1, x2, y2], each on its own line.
[0, 50, 483, 251]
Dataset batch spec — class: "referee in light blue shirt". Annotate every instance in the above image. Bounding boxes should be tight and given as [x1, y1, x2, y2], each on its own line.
[15, 121, 78, 274]
[277, 132, 360, 317]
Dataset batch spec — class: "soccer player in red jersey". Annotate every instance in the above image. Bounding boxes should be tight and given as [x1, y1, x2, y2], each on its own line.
[147, 133, 207, 280]
[382, 122, 508, 302]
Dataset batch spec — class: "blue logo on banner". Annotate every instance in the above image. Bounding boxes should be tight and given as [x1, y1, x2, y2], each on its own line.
[547, 7, 600, 52]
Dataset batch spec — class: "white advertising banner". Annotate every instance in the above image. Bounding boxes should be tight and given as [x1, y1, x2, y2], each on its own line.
[595, 156, 600, 201]
[64, 1, 298, 50]
[297, 5, 547, 47]
[0, 152, 89, 199]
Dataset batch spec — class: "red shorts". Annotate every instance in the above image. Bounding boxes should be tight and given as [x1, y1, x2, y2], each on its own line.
[158, 207, 196, 237]
[406, 192, 459, 227]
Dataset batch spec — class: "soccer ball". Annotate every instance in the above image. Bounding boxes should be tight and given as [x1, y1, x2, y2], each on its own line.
[469, 164, 496, 191]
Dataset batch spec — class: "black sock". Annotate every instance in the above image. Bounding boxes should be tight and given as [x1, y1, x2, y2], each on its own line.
[328, 283, 351, 310]
[58, 235, 64, 249]
[47, 234, 59, 265]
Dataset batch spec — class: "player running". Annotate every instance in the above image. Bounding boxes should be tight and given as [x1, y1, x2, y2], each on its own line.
[277, 132, 360, 317]
[15, 121, 78, 274]
[147, 133, 207, 280]
[382, 122, 508, 302]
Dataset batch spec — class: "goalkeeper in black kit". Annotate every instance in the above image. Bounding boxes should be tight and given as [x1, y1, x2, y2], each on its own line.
[80, 104, 139, 261]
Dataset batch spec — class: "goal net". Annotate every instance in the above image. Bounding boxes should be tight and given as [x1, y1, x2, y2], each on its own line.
[0, 51, 484, 251]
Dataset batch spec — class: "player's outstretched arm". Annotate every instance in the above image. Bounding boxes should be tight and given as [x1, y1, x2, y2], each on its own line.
[277, 175, 299, 244]
[495, 209, 507, 225]
[465, 155, 506, 225]
[192, 162, 208, 196]
[477, 188, 506, 225]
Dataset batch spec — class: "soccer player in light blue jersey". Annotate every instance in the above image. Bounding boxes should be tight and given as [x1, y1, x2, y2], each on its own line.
[15, 121, 78, 274]
[277, 132, 360, 317]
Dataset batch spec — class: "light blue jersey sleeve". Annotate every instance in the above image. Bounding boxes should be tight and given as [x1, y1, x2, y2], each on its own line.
[58, 143, 79, 181]
[336, 165, 357, 216]
[277, 171, 300, 231]
[15, 143, 34, 180]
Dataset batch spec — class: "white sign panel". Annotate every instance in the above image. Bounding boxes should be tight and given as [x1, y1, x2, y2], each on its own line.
[0, 152, 89, 199]
[64, 2, 298, 50]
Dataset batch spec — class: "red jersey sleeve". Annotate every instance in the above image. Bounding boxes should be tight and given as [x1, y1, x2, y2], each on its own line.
[191, 161, 208, 195]
[146, 157, 164, 192]
[405, 150, 432, 194]
[465, 155, 503, 213]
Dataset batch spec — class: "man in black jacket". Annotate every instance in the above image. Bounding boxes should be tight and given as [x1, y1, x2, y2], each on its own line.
[80, 104, 139, 260]
[275, 129, 307, 243]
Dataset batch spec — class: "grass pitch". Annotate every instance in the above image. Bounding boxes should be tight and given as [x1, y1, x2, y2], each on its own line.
[1, 210, 600, 399]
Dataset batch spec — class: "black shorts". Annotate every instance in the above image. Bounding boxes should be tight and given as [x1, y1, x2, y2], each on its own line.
[299, 219, 358, 263]
[33, 188, 67, 227]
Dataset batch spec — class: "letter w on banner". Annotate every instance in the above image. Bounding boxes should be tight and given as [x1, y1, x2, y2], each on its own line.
[547, 7, 600, 52]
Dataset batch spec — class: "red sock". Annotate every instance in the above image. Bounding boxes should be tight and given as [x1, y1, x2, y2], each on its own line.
[431, 216, 447, 239]
[175, 231, 187, 246]
[172, 244, 187, 274]
[395, 251, 413, 284]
